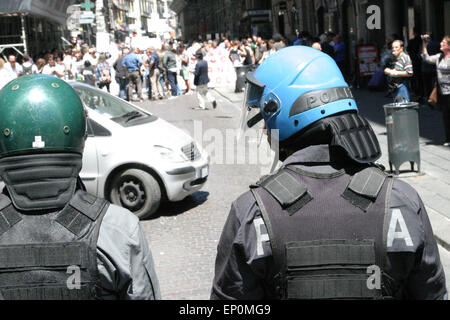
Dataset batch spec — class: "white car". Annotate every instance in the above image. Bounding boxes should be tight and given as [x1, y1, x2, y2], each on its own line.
[70, 82, 209, 219]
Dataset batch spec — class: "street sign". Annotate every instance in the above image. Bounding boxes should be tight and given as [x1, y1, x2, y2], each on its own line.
[80, 18, 94, 24]
[81, 0, 95, 11]
[80, 11, 95, 19]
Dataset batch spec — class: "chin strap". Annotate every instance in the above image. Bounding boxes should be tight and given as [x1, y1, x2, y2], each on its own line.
[0, 153, 83, 211]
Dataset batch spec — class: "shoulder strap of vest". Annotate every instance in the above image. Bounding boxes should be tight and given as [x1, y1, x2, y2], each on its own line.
[257, 169, 313, 215]
[55, 190, 109, 236]
[0, 194, 22, 236]
[342, 167, 387, 211]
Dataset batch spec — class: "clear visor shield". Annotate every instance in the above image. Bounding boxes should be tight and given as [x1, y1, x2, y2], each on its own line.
[237, 74, 281, 173]
[238, 73, 266, 142]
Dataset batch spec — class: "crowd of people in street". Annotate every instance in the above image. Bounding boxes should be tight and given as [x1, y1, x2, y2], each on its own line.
[0, 29, 448, 142]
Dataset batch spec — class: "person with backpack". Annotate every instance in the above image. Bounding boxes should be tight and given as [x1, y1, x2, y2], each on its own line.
[21, 54, 38, 75]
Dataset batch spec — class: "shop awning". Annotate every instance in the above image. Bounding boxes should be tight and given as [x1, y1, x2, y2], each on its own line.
[0, 0, 76, 25]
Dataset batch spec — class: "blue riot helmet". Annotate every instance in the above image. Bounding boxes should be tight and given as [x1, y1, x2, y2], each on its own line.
[240, 46, 381, 164]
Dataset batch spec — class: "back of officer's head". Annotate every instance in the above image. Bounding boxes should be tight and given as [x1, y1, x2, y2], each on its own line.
[0, 75, 87, 210]
[251, 46, 357, 148]
[247, 46, 381, 163]
[0, 75, 86, 159]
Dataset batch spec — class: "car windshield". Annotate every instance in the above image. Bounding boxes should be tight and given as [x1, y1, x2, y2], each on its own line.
[73, 84, 157, 125]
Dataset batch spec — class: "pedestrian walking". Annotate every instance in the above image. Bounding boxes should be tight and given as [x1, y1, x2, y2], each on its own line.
[422, 35, 450, 146]
[193, 51, 217, 110]
[163, 45, 180, 99]
[420, 33, 442, 103]
[333, 34, 347, 79]
[54, 55, 66, 80]
[254, 37, 267, 65]
[157, 46, 169, 98]
[147, 46, 164, 100]
[63, 49, 75, 80]
[113, 47, 129, 100]
[21, 54, 38, 75]
[96, 54, 112, 93]
[0, 75, 161, 300]
[384, 40, 414, 102]
[211, 46, 447, 300]
[178, 44, 192, 95]
[320, 33, 334, 58]
[229, 40, 245, 67]
[122, 47, 144, 102]
[81, 60, 96, 87]
[72, 52, 84, 81]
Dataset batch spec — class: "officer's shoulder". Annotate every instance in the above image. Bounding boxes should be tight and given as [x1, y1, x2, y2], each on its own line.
[101, 202, 140, 235]
[390, 178, 422, 213]
[232, 190, 258, 221]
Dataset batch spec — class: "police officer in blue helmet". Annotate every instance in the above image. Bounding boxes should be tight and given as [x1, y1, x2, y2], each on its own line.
[211, 46, 447, 300]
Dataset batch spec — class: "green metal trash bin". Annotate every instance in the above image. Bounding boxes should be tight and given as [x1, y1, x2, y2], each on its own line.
[383, 99, 421, 175]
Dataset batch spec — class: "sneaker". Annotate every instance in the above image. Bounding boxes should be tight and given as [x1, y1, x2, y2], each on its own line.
[444, 142, 450, 147]
[212, 100, 217, 109]
[168, 96, 176, 100]
[193, 107, 205, 110]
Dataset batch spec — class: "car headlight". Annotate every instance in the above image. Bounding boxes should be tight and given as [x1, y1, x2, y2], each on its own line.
[153, 145, 187, 163]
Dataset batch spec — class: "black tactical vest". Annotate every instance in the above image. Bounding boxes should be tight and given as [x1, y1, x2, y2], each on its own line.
[0, 190, 109, 300]
[251, 165, 394, 299]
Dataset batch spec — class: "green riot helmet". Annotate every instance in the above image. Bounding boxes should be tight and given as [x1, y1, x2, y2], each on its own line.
[0, 74, 86, 157]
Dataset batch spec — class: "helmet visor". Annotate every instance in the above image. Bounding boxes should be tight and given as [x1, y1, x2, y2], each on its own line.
[238, 72, 265, 140]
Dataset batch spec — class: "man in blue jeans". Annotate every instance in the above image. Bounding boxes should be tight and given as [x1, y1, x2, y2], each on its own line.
[122, 47, 144, 102]
[113, 48, 129, 100]
[163, 45, 179, 98]
[384, 40, 414, 102]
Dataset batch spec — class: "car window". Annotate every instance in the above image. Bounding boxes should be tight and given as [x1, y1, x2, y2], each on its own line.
[73, 84, 158, 127]
[74, 86, 135, 119]
[87, 118, 111, 137]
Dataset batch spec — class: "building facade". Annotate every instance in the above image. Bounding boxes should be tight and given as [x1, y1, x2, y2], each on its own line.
[0, 0, 77, 59]
[171, 0, 449, 47]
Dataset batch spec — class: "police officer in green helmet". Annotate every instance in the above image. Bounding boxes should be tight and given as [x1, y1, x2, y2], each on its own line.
[0, 75, 160, 300]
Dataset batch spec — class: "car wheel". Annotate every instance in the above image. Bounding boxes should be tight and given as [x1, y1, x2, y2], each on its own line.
[109, 169, 161, 219]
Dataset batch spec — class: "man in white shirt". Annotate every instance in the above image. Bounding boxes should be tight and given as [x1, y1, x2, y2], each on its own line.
[83, 48, 98, 67]
[42, 55, 65, 78]
[4, 55, 23, 78]
[63, 49, 75, 79]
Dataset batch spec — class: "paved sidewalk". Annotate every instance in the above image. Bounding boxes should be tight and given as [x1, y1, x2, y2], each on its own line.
[214, 86, 450, 252]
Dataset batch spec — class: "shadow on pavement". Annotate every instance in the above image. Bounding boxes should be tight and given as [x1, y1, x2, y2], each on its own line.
[353, 88, 447, 145]
[146, 191, 210, 220]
